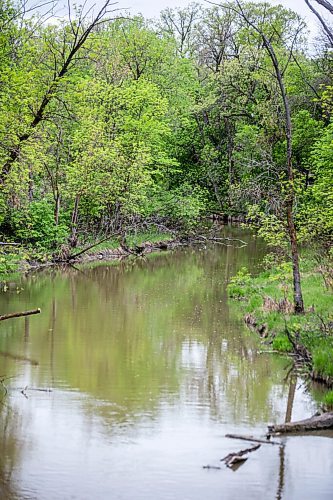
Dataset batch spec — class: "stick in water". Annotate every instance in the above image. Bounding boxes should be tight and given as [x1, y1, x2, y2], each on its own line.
[225, 433, 281, 445]
[0, 308, 41, 322]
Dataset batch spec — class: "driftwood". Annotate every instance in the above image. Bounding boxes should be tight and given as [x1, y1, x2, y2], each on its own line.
[0, 308, 41, 322]
[225, 433, 281, 445]
[221, 444, 261, 468]
[268, 412, 333, 434]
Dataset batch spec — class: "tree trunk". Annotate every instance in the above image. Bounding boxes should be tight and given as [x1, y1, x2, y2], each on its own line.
[235, 0, 305, 313]
[283, 85, 304, 313]
[69, 195, 80, 248]
[268, 412, 333, 433]
[54, 192, 60, 226]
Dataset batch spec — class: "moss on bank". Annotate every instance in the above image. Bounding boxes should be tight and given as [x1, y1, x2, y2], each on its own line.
[227, 254, 333, 394]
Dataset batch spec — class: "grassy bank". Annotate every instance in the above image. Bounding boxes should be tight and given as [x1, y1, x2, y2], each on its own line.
[227, 253, 333, 405]
[0, 228, 174, 280]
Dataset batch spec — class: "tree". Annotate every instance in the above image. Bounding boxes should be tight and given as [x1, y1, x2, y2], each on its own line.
[159, 3, 201, 57]
[228, 0, 306, 313]
[0, 0, 119, 184]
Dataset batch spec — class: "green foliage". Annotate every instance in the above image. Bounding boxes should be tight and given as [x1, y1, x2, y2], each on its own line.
[272, 335, 293, 352]
[247, 205, 288, 250]
[267, 262, 292, 284]
[0, 0, 332, 269]
[299, 123, 333, 244]
[228, 253, 333, 386]
[9, 200, 68, 248]
[323, 390, 333, 410]
[313, 347, 333, 379]
[0, 248, 22, 275]
[227, 267, 253, 299]
[143, 183, 209, 228]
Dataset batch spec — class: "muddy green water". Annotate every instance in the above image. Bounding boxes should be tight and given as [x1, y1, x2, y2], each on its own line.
[0, 230, 332, 499]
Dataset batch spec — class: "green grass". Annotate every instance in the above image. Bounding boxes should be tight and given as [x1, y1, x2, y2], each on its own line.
[323, 390, 333, 410]
[313, 347, 333, 379]
[272, 335, 293, 352]
[228, 253, 333, 392]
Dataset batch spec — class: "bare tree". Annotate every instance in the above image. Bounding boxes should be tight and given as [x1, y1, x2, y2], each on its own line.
[195, 6, 237, 72]
[159, 3, 201, 56]
[305, 0, 333, 46]
[0, 0, 56, 31]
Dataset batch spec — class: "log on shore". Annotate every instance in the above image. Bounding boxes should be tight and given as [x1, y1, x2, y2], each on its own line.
[0, 308, 41, 322]
[268, 412, 333, 434]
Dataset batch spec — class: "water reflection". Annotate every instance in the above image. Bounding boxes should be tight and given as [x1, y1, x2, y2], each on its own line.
[0, 231, 332, 499]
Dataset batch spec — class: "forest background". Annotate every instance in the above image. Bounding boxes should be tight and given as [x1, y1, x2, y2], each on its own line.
[0, 0, 332, 269]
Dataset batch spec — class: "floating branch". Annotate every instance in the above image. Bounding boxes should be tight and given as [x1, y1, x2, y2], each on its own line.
[0, 308, 41, 322]
[225, 433, 281, 445]
[221, 444, 261, 468]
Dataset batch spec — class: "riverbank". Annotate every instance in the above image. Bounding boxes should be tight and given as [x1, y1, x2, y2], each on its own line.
[0, 223, 249, 280]
[0, 229, 176, 279]
[227, 253, 333, 405]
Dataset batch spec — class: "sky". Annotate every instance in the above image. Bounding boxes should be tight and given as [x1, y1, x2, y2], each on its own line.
[46, 0, 330, 43]
[120, 0, 329, 45]
[126, 0, 319, 19]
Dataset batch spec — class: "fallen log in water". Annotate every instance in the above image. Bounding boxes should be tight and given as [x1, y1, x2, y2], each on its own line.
[225, 433, 281, 445]
[0, 308, 41, 322]
[268, 412, 333, 434]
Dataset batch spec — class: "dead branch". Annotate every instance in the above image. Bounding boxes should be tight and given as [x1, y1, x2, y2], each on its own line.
[225, 433, 281, 445]
[305, 0, 333, 46]
[221, 444, 261, 468]
[61, 233, 122, 261]
[0, 308, 41, 322]
[311, 0, 333, 15]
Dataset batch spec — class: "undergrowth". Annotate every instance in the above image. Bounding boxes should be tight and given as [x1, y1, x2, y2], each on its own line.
[227, 252, 333, 392]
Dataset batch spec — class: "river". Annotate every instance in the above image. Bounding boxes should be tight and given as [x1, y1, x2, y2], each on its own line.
[0, 229, 332, 499]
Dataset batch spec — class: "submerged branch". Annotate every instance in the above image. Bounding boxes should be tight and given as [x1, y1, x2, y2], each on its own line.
[225, 433, 281, 445]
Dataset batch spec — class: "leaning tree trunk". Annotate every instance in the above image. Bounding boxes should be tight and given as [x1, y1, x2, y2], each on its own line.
[281, 74, 305, 313]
